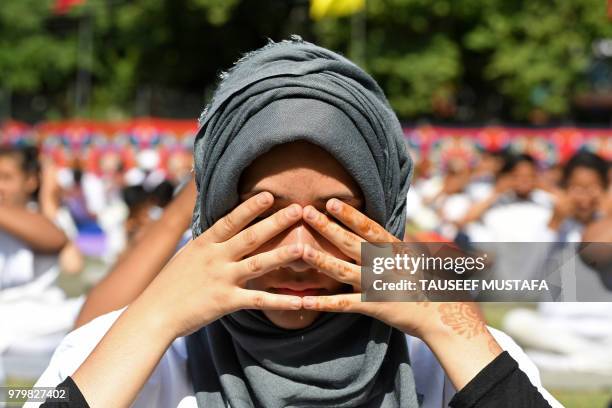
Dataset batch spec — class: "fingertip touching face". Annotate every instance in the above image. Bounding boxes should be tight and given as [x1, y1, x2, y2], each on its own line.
[238, 141, 363, 330]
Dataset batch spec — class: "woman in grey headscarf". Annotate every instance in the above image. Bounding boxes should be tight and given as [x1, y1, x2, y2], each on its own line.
[35, 38, 559, 408]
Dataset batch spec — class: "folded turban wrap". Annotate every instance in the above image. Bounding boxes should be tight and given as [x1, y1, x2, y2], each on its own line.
[187, 37, 418, 408]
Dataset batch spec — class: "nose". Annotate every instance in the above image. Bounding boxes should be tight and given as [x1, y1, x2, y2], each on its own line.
[278, 221, 320, 272]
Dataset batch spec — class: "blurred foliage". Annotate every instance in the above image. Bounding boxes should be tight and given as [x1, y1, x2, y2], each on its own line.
[1, 0, 612, 122]
[316, 0, 612, 120]
[463, 0, 612, 119]
[0, 0, 76, 91]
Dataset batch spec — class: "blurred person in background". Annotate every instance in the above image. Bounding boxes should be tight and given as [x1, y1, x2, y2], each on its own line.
[539, 163, 563, 196]
[581, 211, 612, 289]
[166, 148, 194, 186]
[74, 177, 196, 328]
[120, 180, 175, 250]
[151, 179, 177, 209]
[503, 151, 612, 379]
[405, 155, 442, 234]
[0, 146, 83, 386]
[121, 185, 156, 247]
[460, 153, 553, 242]
[457, 153, 554, 292]
[61, 163, 98, 232]
[39, 158, 84, 275]
[465, 148, 507, 202]
[423, 157, 472, 240]
[95, 151, 130, 264]
[545, 151, 609, 242]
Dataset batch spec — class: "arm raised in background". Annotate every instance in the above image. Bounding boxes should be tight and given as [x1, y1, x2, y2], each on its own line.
[0, 205, 67, 253]
[458, 175, 511, 228]
[74, 177, 197, 328]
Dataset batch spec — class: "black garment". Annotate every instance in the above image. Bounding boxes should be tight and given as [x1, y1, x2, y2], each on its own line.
[39, 377, 88, 408]
[41, 352, 552, 408]
[449, 352, 552, 408]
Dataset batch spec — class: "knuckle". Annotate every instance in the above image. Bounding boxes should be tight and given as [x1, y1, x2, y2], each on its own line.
[315, 255, 334, 271]
[221, 213, 236, 234]
[282, 246, 295, 260]
[251, 294, 266, 309]
[336, 264, 349, 282]
[337, 298, 351, 310]
[316, 213, 328, 228]
[342, 230, 356, 248]
[246, 256, 262, 274]
[274, 211, 287, 228]
[368, 231, 384, 243]
[314, 252, 327, 268]
[243, 228, 258, 247]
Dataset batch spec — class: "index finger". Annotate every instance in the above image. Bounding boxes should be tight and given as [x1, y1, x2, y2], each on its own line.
[325, 199, 398, 243]
[203, 192, 274, 243]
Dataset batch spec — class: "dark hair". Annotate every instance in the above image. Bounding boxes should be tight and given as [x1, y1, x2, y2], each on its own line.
[562, 151, 609, 188]
[121, 185, 151, 213]
[0, 145, 40, 175]
[151, 180, 175, 208]
[499, 153, 536, 176]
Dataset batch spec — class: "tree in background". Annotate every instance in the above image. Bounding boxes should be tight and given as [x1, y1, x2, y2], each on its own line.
[0, 0, 79, 119]
[1, 0, 612, 123]
[464, 0, 612, 122]
[315, 0, 612, 122]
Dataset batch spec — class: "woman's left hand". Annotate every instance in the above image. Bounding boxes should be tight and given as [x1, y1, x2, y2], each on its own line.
[300, 199, 504, 391]
[301, 199, 488, 342]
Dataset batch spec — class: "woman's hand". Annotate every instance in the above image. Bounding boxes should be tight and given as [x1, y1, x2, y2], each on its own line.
[300, 199, 502, 390]
[72, 192, 306, 408]
[299, 199, 471, 339]
[140, 191, 306, 338]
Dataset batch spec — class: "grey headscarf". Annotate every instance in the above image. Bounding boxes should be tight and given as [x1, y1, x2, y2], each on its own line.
[187, 37, 418, 408]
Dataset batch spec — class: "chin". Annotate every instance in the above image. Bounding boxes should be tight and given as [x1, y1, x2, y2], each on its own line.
[263, 309, 322, 330]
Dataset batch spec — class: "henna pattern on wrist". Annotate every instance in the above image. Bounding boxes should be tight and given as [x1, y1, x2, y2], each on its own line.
[438, 303, 486, 339]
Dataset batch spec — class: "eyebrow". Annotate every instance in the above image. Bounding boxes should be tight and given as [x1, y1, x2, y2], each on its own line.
[240, 189, 364, 206]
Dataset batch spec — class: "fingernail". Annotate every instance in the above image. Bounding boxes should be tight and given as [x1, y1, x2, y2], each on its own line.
[329, 199, 341, 212]
[305, 207, 316, 221]
[290, 244, 302, 254]
[303, 297, 315, 308]
[288, 205, 300, 217]
[290, 298, 302, 309]
[258, 192, 271, 205]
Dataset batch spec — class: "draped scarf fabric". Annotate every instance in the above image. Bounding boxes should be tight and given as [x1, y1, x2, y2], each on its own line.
[187, 37, 418, 408]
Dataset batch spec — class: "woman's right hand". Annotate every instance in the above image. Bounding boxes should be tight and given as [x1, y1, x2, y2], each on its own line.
[136, 191, 305, 338]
